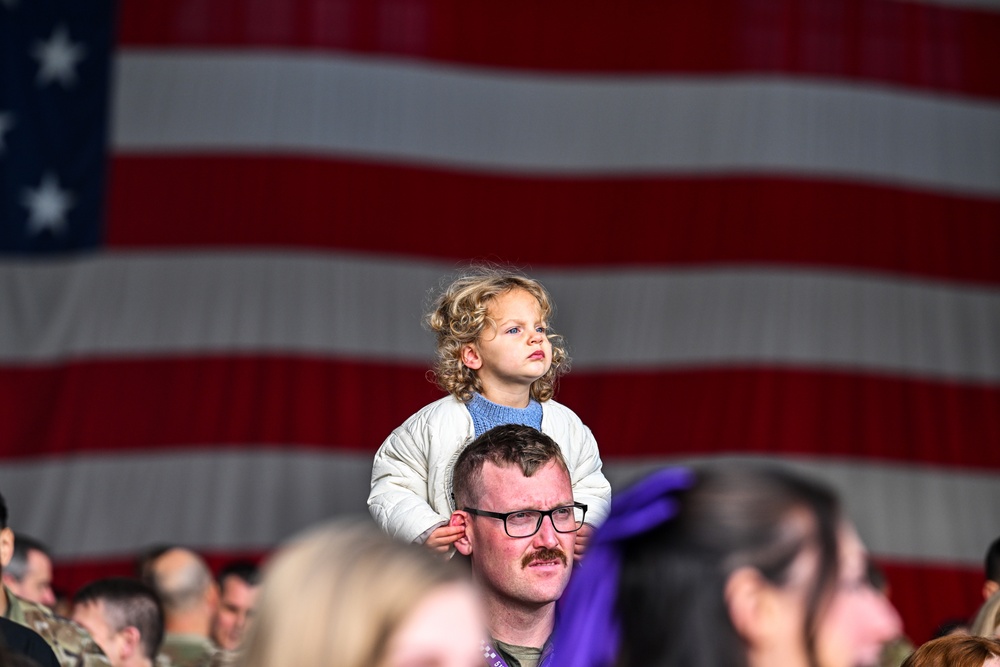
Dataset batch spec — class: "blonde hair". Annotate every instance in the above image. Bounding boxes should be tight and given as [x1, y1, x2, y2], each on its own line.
[235, 520, 468, 667]
[425, 265, 569, 403]
[971, 589, 1000, 638]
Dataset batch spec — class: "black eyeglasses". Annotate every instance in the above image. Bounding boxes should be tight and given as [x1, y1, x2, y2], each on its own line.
[463, 503, 587, 538]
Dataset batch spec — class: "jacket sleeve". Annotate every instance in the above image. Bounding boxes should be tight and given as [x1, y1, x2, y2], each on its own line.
[567, 421, 613, 527]
[368, 418, 452, 544]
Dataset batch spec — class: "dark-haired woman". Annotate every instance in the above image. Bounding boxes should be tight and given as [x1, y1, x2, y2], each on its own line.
[553, 463, 902, 667]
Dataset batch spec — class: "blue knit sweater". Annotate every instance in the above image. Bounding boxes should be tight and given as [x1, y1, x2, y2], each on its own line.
[466, 393, 543, 437]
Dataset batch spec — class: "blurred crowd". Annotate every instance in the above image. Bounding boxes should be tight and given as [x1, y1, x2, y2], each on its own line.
[0, 426, 998, 667]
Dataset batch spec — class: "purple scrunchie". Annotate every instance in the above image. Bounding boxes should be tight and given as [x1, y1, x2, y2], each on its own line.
[551, 466, 695, 667]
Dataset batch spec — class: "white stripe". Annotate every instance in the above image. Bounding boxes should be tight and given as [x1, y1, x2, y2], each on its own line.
[0, 451, 994, 566]
[0, 252, 440, 363]
[608, 457, 1000, 567]
[111, 51, 1000, 197]
[2, 253, 1000, 383]
[0, 450, 374, 558]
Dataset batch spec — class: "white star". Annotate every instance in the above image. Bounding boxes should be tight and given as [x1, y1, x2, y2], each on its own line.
[21, 172, 75, 235]
[0, 112, 13, 154]
[32, 24, 86, 88]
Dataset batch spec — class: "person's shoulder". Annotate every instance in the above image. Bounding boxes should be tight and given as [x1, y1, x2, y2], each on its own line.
[0, 616, 60, 667]
[0, 614, 41, 642]
[399, 395, 467, 429]
[161, 633, 220, 666]
[421, 395, 465, 416]
[540, 398, 585, 424]
[14, 597, 111, 667]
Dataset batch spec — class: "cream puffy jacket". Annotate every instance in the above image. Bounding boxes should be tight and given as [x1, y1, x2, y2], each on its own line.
[368, 395, 612, 544]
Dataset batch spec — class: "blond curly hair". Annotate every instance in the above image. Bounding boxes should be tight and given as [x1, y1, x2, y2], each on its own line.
[425, 265, 569, 403]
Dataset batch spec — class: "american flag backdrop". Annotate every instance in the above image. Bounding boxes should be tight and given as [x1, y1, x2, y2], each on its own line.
[2, 0, 999, 644]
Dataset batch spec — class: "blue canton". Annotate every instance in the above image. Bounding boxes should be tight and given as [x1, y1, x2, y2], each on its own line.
[1, 0, 115, 254]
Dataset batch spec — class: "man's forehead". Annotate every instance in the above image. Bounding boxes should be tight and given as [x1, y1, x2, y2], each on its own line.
[20, 553, 53, 585]
[478, 459, 572, 506]
[73, 599, 107, 621]
[26, 549, 51, 569]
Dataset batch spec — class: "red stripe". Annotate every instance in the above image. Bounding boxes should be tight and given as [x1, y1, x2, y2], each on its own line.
[878, 560, 983, 645]
[116, 0, 1000, 100]
[106, 156, 1000, 285]
[0, 358, 439, 459]
[560, 368, 1000, 469]
[50, 550, 980, 646]
[3, 357, 999, 468]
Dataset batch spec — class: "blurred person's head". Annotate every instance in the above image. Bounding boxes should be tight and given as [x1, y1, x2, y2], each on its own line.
[2, 535, 56, 608]
[985, 537, 1000, 602]
[133, 544, 174, 583]
[554, 463, 902, 667]
[235, 519, 483, 667]
[72, 577, 164, 667]
[144, 547, 217, 637]
[211, 561, 260, 650]
[901, 634, 1000, 667]
[450, 425, 577, 619]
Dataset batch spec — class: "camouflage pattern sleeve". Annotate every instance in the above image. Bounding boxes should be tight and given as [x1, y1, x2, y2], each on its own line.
[7, 593, 112, 667]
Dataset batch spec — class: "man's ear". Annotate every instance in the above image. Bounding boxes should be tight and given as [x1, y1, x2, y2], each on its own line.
[118, 626, 141, 661]
[725, 567, 774, 647]
[984, 579, 999, 601]
[450, 512, 473, 556]
[0, 528, 13, 568]
[460, 344, 482, 371]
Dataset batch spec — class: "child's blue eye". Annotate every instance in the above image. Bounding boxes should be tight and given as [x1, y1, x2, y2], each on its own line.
[507, 327, 520, 334]
[536, 326, 547, 333]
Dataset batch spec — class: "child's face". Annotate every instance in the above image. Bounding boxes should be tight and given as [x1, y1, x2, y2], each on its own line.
[461, 289, 552, 402]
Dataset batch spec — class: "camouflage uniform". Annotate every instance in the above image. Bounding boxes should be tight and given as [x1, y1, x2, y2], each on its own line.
[158, 650, 236, 667]
[159, 633, 218, 667]
[207, 649, 238, 667]
[3, 586, 112, 667]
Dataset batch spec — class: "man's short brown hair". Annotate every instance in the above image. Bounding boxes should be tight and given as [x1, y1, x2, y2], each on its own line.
[451, 424, 568, 509]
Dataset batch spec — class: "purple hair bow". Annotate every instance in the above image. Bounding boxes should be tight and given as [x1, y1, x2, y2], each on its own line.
[551, 467, 695, 667]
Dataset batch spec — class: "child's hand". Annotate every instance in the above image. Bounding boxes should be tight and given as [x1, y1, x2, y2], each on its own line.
[425, 525, 465, 554]
[574, 523, 594, 563]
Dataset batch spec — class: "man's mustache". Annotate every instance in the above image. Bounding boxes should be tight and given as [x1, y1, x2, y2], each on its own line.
[522, 547, 568, 568]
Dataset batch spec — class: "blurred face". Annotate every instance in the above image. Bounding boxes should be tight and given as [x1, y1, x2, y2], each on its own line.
[760, 522, 903, 667]
[73, 600, 125, 665]
[462, 289, 552, 402]
[381, 582, 485, 667]
[813, 524, 903, 667]
[462, 460, 575, 610]
[212, 575, 259, 650]
[10, 549, 56, 608]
